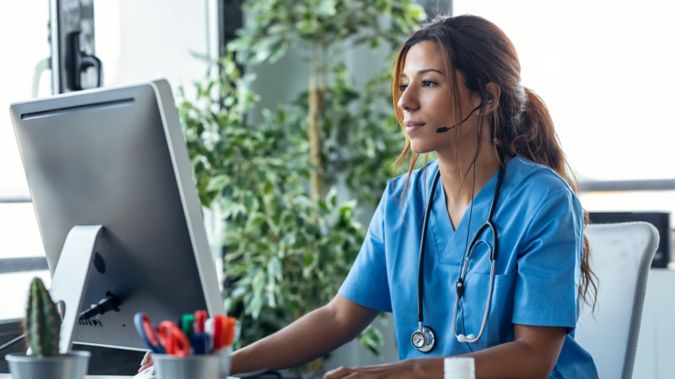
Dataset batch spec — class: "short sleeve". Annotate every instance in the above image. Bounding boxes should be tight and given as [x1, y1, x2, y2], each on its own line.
[512, 189, 583, 328]
[338, 182, 392, 312]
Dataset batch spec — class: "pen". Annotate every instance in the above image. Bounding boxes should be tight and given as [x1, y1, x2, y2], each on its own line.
[194, 310, 208, 333]
[191, 332, 210, 355]
[180, 313, 195, 339]
[224, 316, 237, 347]
[192, 310, 209, 354]
[210, 315, 226, 351]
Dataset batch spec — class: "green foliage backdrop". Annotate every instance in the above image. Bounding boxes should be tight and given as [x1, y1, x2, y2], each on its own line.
[178, 0, 426, 360]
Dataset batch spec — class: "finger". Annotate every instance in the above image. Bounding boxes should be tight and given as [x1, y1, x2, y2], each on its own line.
[141, 366, 156, 377]
[138, 352, 153, 372]
[141, 351, 153, 365]
[142, 352, 154, 365]
[323, 366, 353, 379]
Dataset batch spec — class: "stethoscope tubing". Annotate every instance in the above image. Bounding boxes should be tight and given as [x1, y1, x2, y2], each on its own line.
[415, 163, 506, 347]
[417, 170, 441, 325]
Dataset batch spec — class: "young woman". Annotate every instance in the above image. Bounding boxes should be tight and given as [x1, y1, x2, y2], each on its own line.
[142, 15, 599, 379]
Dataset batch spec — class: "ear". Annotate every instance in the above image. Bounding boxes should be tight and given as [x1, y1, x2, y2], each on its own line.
[482, 82, 501, 113]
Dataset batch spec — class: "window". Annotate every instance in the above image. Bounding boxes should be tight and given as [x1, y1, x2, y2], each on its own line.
[0, 0, 51, 319]
[0, 0, 223, 320]
[453, 0, 675, 215]
[93, 0, 212, 93]
[0, 0, 51, 197]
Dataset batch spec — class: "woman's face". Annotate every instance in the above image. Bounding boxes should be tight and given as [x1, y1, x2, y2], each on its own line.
[397, 40, 480, 154]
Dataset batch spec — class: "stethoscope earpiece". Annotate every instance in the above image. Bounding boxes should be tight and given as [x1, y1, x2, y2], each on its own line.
[456, 333, 476, 343]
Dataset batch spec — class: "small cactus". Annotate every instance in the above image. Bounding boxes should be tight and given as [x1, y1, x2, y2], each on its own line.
[23, 277, 61, 357]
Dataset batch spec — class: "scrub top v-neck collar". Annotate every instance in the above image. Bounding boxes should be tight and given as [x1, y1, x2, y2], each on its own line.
[428, 163, 503, 265]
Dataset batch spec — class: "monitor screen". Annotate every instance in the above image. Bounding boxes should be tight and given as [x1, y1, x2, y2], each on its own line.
[9, 79, 224, 351]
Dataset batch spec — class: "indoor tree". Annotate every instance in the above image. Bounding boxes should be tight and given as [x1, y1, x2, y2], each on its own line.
[178, 0, 426, 371]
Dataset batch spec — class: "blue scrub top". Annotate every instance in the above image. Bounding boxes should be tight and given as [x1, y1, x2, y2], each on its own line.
[339, 156, 598, 378]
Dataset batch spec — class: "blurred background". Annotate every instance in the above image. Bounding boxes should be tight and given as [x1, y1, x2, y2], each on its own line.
[1, 0, 674, 377]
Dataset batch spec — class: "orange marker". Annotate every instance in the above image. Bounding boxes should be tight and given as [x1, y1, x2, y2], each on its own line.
[223, 316, 237, 347]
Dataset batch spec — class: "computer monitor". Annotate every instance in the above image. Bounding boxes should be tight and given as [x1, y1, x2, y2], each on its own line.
[9, 79, 225, 352]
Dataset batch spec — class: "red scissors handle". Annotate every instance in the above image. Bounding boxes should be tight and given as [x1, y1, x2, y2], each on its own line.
[134, 313, 165, 354]
[157, 321, 191, 356]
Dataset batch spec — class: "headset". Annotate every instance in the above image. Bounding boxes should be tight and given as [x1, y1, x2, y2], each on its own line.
[435, 97, 492, 134]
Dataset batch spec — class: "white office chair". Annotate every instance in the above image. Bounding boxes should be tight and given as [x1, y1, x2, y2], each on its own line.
[576, 222, 659, 379]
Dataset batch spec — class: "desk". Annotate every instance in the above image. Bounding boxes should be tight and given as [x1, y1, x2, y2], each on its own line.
[2, 270, 671, 378]
[633, 269, 675, 377]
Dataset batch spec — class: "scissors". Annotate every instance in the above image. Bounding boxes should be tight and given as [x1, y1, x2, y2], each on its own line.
[134, 312, 191, 356]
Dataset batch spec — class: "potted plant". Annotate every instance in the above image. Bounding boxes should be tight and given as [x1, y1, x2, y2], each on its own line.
[5, 277, 90, 379]
[178, 0, 427, 374]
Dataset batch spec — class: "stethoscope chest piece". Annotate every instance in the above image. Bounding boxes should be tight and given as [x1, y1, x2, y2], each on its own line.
[411, 324, 436, 353]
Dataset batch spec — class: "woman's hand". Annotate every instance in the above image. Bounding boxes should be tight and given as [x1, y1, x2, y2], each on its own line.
[323, 359, 432, 379]
[138, 351, 154, 373]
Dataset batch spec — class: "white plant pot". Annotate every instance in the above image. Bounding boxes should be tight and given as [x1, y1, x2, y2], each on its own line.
[5, 350, 90, 379]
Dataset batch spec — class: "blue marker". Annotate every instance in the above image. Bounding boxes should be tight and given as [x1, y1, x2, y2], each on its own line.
[191, 332, 210, 355]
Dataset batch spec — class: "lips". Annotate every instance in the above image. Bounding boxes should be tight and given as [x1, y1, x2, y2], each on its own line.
[404, 120, 425, 134]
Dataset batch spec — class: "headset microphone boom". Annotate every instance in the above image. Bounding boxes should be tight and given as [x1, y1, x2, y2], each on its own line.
[435, 99, 491, 133]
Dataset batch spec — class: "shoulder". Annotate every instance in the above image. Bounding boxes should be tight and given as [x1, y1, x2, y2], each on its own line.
[503, 158, 585, 258]
[504, 156, 582, 218]
[506, 156, 576, 198]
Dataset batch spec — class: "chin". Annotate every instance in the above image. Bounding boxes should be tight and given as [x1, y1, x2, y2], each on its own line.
[409, 138, 440, 154]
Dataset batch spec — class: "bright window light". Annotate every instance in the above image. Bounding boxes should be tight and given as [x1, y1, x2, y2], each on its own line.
[454, 0, 675, 182]
[454, 0, 675, 218]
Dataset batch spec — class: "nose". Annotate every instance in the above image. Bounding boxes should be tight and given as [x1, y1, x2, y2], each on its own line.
[397, 85, 419, 113]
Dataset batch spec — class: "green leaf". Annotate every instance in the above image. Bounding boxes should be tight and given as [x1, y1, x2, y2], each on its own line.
[207, 175, 230, 192]
[302, 251, 315, 269]
[268, 256, 283, 281]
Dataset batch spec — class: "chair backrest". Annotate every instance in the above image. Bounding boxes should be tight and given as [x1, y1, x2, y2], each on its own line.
[576, 222, 659, 379]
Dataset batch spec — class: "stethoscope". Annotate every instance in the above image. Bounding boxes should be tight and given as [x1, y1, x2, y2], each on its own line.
[411, 164, 505, 353]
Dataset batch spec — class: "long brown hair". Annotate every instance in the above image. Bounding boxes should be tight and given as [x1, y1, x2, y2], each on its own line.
[391, 15, 597, 307]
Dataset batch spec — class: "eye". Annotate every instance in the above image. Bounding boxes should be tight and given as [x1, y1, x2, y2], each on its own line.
[399, 83, 409, 92]
[421, 80, 438, 88]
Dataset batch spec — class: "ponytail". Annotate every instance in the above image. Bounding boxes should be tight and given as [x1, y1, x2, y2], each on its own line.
[507, 88, 597, 308]
[509, 88, 565, 179]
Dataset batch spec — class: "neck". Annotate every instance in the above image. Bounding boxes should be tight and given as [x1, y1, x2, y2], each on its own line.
[436, 144, 501, 204]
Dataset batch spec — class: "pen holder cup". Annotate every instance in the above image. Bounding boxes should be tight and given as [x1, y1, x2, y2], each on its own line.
[154, 349, 231, 379]
[5, 351, 90, 379]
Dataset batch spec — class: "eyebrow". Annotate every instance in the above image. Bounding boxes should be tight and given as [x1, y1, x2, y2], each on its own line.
[400, 68, 445, 78]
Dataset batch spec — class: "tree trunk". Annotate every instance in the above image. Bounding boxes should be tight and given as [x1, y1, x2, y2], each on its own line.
[308, 57, 325, 201]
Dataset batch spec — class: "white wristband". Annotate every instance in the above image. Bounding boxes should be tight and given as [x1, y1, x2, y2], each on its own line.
[444, 357, 475, 379]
